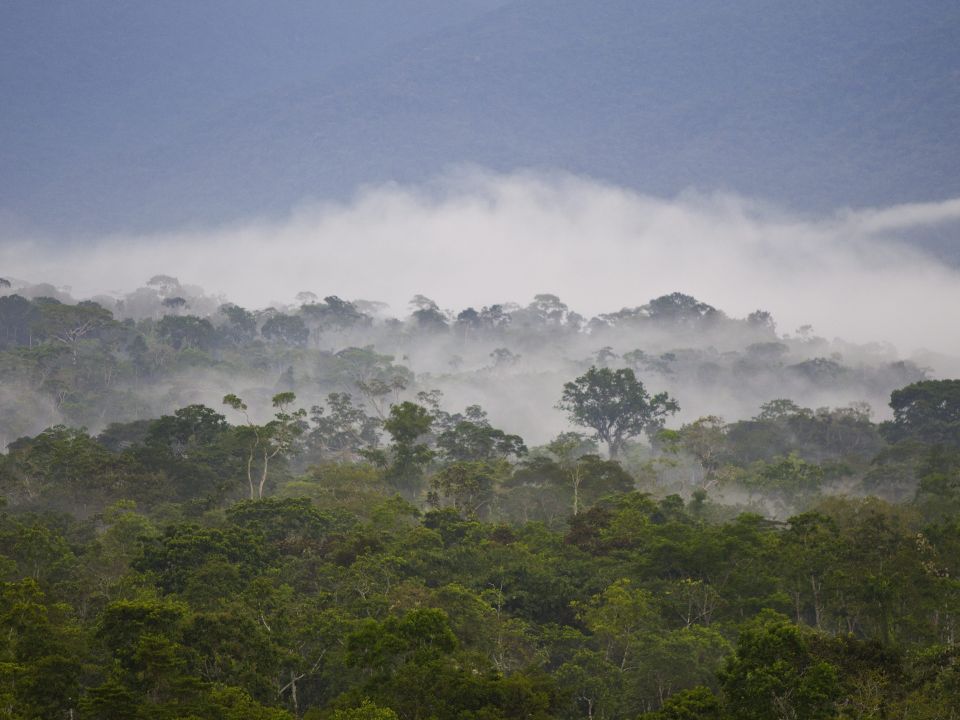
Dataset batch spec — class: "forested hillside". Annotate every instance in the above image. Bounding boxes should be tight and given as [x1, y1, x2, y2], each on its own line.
[4, 0, 958, 715]
[1, 277, 959, 717]
[0, 276, 926, 451]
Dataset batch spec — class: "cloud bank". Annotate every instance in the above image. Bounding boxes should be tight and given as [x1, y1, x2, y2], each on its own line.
[3, 169, 960, 356]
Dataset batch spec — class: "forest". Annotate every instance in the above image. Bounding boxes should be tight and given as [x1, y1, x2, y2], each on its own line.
[0, 276, 959, 719]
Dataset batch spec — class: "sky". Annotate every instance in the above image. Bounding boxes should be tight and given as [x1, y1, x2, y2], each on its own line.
[2, 1, 958, 231]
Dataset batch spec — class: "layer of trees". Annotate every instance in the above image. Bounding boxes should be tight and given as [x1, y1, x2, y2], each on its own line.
[0, 279, 954, 717]
[1, 371, 960, 717]
[0, 281, 926, 453]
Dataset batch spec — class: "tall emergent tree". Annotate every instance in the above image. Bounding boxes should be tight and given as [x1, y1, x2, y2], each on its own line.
[380, 401, 434, 498]
[558, 366, 678, 459]
[222, 392, 306, 499]
[880, 379, 960, 447]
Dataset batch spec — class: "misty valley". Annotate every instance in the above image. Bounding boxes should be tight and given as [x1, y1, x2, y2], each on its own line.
[0, 276, 958, 718]
[4, 0, 959, 716]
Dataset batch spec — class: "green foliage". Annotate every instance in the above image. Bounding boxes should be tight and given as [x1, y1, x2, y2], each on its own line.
[261, 314, 310, 347]
[558, 366, 679, 458]
[749, 453, 825, 505]
[643, 686, 723, 720]
[307, 392, 380, 462]
[330, 699, 398, 720]
[0, 303, 957, 720]
[156, 314, 216, 351]
[882, 379, 960, 447]
[720, 611, 841, 720]
[135, 524, 271, 594]
[381, 402, 434, 497]
[0, 436, 955, 718]
[429, 460, 508, 520]
[222, 392, 307, 500]
[436, 406, 527, 462]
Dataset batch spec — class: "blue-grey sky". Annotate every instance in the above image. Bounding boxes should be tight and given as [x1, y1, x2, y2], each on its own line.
[1, 0, 959, 236]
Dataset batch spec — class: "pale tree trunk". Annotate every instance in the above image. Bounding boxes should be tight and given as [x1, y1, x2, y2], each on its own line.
[259, 449, 270, 499]
[811, 574, 823, 630]
[580, 697, 594, 720]
[608, 440, 620, 460]
[247, 451, 256, 499]
[572, 467, 582, 516]
[258, 445, 283, 499]
[289, 670, 299, 718]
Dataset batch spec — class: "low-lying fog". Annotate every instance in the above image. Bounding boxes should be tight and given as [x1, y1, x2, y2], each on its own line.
[4, 170, 960, 354]
[1, 169, 959, 445]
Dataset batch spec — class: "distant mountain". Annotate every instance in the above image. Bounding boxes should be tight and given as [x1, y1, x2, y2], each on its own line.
[1, 0, 958, 233]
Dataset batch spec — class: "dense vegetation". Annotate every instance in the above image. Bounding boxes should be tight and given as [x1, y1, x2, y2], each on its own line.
[1, 278, 958, 718]
[0, 276, 924, 450]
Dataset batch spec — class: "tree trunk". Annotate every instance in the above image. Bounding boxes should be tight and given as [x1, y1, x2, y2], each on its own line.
[810, 574, 823, 630]
[246, 450, 256, 500]
[259, 449, 270, 499]
[289, 670, 299, 718]
[608, 440, 621, 460]
[572, 471, 581, 516]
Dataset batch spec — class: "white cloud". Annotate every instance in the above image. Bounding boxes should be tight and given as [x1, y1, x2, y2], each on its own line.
[3, 169, 960, 355]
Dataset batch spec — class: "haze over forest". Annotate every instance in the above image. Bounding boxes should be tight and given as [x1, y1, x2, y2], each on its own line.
[2, 2, 960, 719]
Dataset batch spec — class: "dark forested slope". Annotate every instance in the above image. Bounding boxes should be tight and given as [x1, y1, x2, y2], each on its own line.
[2, 279, 960, 717]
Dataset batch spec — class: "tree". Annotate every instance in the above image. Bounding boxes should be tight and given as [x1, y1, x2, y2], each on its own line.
[146, 404, 230, 459]
[0, 579, 84, 719]
[575, 579, 658, 671]
[719, 611, 840, 720]
[300, 296, 372, 347]
[223, 392, 307, 499]
[0, 294, 38, 348]
[161, 296, 188, 313]
[489, 347, 520, 369]
[261, 314, 309, 347]
[428, 460, 506, 520]
[436, 406, 526, 462]
[632, 627, 730, 712]
[643, 686, 723, 720]
[574, 455, 636, 507]
[747, 454, 825, 510]
[779, 512, 839, 629]
[307, 392, 380, 460]
[527, 293, 569, 326]
[156, 314, 216, 351]
[546, 432, 598, 516]
[0, 424, 127, 512]
[881, 379, 960, 447]
[328, 346, 412, 419]
[643, 293, 721, 327]
[593, 346, 618, 367]
[558, 367, 678, 458]
[755, 399, 809, 422]
[331, 700, 399, 720]
[747, 309, 777, 335]
[408, 295, 448, 333]
[380, 402, 434, 497]
[33, 297, 114, 361]
[218, 303, 258, 346]
[662, 416, 729, 492]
